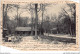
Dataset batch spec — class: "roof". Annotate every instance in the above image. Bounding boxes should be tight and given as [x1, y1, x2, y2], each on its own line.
[50, 28, 57, 30]
[15, 27, 35, 31]
[3, 28, 7, 31]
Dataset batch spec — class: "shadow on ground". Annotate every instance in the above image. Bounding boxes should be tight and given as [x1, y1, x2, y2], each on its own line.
[39, 35, 76, 44]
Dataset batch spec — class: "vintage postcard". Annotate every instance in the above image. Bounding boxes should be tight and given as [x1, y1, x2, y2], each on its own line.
[0, 0, 79, 51]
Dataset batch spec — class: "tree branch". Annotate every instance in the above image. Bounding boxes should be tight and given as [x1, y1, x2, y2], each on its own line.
[62, 8, 69, 16]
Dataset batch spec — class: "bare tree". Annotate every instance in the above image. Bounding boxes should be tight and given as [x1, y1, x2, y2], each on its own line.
[14, 4, 20, 27]
[67, 3, 76, 35]
[3, 4, 9, 38]
[60, 3, 76, 35]
[3, 4, 9, 28]
[40, 3, 51, 35]
[34, 4, 38, 39]
[29, 4, 34, 36]
[8, 4, 20, 27]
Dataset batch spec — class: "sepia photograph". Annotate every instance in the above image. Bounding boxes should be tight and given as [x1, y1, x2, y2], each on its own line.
[1, 2, 78, 50]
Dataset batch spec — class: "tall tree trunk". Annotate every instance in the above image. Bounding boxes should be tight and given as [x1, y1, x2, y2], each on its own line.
[18, 14, 20, 27]
[35, 4, 38, 39]
[70, 24, 72, 35]
[41, 4, 44, 35]
[3, 4, 5, 38]
[17, 6, 19, 27]
[3, 4, 8, 38]
[62, 8, 72, 35]
[31, 10, 34, 36]
[70, 6, 73, 35]
[4, 4, 8, 28]
[3, 4, 5, 28]
[74, 4, 76, 35]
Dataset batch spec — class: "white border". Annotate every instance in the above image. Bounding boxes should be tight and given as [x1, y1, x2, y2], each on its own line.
[0, 0, 80, 54]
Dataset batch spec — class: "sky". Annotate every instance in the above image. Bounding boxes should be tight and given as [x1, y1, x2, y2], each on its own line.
[7, 3, 72, 21]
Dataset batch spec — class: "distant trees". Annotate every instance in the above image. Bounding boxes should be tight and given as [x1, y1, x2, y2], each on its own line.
[3, 3, 76, 36]
[3, 4, 29, 34]
[27, 4, 35, 36]
[67, 3, 76, 35]
[42, 3, 76, 36]
[50, 3, 76, 35]
[60, 3, 76, 35]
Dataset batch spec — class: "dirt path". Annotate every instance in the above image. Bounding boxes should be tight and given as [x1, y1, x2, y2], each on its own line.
[2, 36, 76, 51]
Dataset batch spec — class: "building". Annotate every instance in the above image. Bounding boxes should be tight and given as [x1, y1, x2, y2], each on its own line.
[15, 27, 39, 36]
[3, 28, 8, 38]
[50, 28, 57, 34]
